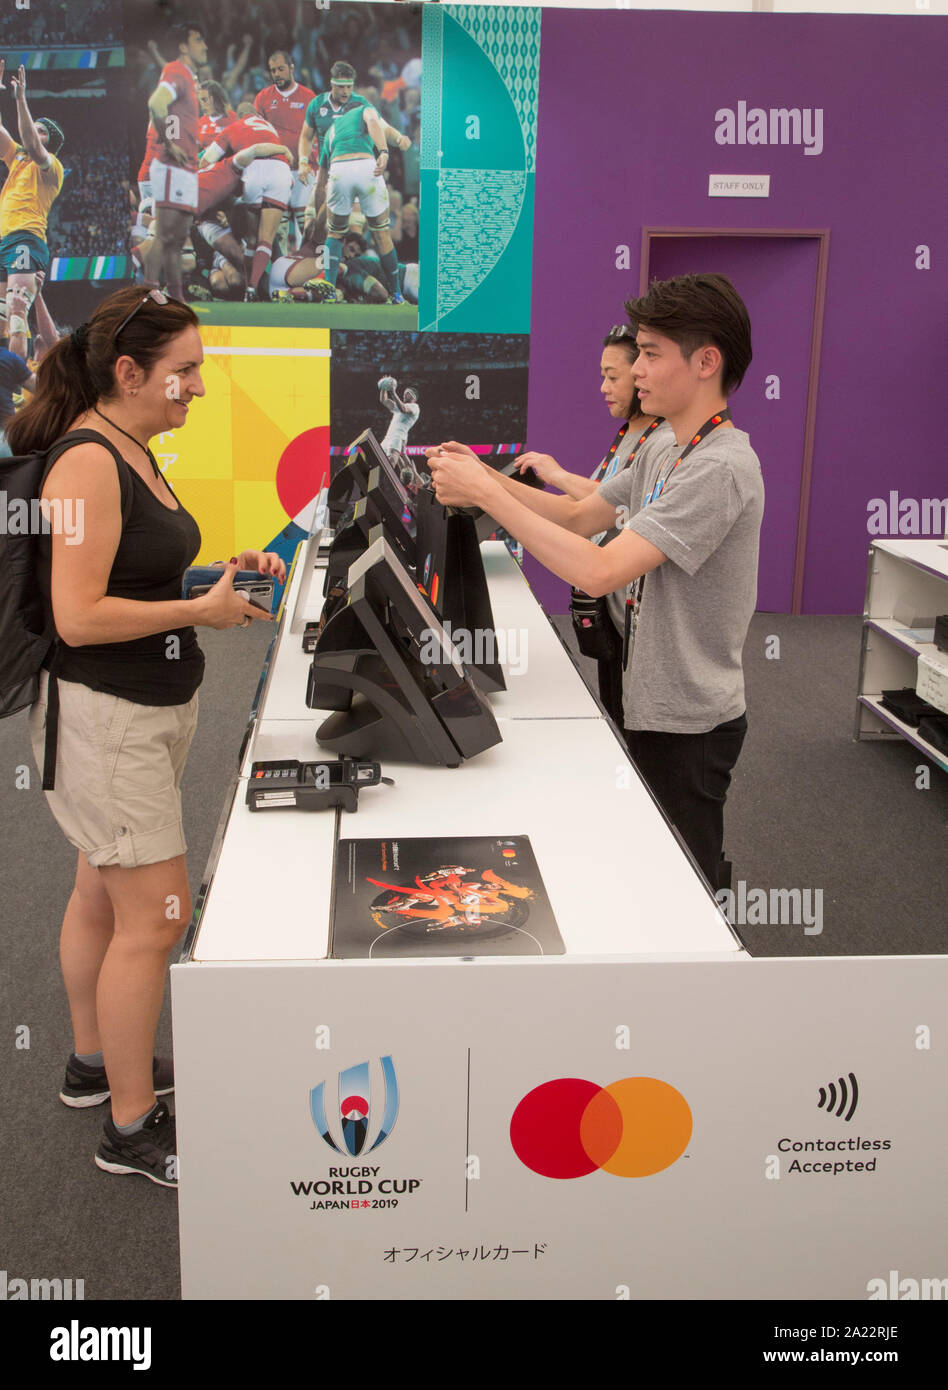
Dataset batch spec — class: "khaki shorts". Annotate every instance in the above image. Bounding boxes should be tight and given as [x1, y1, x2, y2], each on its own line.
[29, 671, 199, 869]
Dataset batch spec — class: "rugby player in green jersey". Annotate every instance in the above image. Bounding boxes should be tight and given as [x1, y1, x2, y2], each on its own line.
[313, 98, 404, 302]
[297, 60, 409, 248]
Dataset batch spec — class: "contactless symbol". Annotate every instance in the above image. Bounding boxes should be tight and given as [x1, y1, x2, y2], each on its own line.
[310, 1056, 398, 1156]
[817, 1072, 858, 1122]
[510, 1076, 692, 1179]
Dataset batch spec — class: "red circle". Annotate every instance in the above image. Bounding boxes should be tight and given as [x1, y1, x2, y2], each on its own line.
[275, 426, 331, 519]
[510, 1078, 603, 1179]
[340, 1095, 368, 1118]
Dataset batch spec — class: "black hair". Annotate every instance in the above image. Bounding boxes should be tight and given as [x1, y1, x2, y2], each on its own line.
[623, 273, 752, 396]
[169, 21, 204, 53]
[601, 326, 642, 419]
[34, 116, 64, 156]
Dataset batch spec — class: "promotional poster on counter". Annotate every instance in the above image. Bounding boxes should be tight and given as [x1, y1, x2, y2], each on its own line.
[331, 836, 563, 958]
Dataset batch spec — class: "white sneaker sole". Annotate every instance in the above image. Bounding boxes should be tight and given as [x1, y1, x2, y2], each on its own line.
[60, 1082, 174, 1109]
[94, 1155, 178, 1188]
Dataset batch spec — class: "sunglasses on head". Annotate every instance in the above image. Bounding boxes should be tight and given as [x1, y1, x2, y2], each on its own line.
[113, 289, 169, 341]
[607, 324, 636, 341]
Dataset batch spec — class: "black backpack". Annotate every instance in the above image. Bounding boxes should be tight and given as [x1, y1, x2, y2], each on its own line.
[0, 428, 133, 788]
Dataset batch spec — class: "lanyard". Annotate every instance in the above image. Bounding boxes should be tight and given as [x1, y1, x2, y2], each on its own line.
[622, 408, 731, 667]
[594, 415, 664, 484]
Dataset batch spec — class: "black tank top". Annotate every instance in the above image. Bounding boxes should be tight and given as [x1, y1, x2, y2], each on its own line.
[41, 431, 205, 705]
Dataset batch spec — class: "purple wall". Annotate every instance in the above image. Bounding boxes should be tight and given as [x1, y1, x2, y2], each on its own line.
[525, 13, 948, 614]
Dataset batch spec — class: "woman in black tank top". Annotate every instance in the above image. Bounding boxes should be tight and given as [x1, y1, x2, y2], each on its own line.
[10, 286, 286, 1185]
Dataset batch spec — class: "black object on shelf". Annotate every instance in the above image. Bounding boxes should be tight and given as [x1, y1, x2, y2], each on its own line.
[918, 714, 948, 756]
[934, 615, 948, 654]
[879, 687, 940, 728]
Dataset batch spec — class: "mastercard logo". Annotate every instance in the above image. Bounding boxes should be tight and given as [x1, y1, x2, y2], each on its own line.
[510, 1076, 692, 1179]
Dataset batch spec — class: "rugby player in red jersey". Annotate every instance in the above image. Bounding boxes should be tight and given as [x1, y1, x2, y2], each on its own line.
[253, 51, 315, 250]
[203, 104, 293, 300]
[197, 78, 234, 151]
[142, 21, 207, 301]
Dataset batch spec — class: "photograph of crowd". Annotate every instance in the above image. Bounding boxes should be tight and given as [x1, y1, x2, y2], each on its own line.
[124, 0, 422, 323]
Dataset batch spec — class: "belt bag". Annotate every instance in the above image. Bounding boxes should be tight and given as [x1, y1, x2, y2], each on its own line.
[569, 587, 617, 661]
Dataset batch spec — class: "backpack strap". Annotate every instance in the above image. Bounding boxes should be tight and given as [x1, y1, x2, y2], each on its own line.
[40, 430, 136, 792]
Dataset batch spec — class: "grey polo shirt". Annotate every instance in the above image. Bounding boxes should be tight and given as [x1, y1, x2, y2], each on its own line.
[597, 426, 764, 733]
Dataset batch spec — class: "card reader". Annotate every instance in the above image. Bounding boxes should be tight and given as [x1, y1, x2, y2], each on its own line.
[246, 757, 383, 812]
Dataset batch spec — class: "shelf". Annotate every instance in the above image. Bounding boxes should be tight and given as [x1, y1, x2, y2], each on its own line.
[857, 695, 948, 773]
[871, 538, 948, 582]
[865, 617, 939, 660]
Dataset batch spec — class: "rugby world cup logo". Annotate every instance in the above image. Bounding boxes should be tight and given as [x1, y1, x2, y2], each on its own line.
[310, 1056, 399, 1156]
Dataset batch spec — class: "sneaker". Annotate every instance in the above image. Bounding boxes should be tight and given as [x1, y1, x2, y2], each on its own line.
[244, 286, 257, 303]
[95, 1101, 178, 1187]
[185, 278, 213, 302]
[60, 1055, 174, 1108]
[389, 292, 406, 305]
[302, 275, 338, 303]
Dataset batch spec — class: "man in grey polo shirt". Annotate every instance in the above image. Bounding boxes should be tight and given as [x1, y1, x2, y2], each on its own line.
[428, 273, 763, 890]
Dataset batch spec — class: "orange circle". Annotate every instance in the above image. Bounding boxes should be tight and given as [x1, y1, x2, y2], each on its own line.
[597, 1077, 692, 1177]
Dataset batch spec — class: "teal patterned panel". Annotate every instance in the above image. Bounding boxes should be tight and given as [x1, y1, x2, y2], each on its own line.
[419, 5, 541, 332]
[446, 5, 541, 173]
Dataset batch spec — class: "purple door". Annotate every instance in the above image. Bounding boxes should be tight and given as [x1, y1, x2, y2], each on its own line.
[646, 234, 820, 613]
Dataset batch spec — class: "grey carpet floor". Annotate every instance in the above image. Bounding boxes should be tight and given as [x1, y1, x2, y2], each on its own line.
[0, 614, 944, 1300]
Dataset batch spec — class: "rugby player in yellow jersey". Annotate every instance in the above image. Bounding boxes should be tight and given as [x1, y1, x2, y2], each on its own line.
[0, 62, 64, 362]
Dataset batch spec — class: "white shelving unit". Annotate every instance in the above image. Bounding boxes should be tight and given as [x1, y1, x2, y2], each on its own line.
[855, 538, 948, 773]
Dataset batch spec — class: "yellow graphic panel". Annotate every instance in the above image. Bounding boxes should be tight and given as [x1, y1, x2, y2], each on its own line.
[160, 325, 331, 563]
[233, 481, 296, 555]
[171, 478, 235, 564]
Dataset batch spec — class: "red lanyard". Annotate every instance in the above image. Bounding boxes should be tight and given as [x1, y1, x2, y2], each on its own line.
[594, 415, 665, 484]
[643, 408, 731, 504]
[622, 409, 732, 667]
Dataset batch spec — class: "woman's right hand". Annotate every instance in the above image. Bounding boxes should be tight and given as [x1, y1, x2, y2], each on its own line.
[192, 561, 274, 630]
[514, 451, 563, 485]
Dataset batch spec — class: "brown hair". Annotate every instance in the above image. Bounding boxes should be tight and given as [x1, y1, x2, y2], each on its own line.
[200, 79, 232, 117]
[7, 288, 198, 456]
[624, 272, 752, 396]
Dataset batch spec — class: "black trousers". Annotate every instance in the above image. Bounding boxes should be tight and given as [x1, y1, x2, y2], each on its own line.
[596, 628, 625, 728]
[623, 713, 748, 891]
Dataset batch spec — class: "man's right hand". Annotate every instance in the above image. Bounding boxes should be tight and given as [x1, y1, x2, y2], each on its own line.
[430, 440, 480, 463]
[163, 141, 189, 168]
